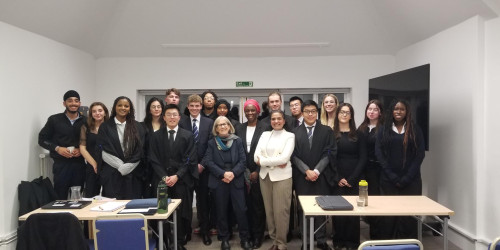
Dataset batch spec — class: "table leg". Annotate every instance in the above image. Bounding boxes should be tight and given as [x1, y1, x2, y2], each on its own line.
[309, 217, 314, 250]
[174, 210, 178, 250]
[159, 220, 164, 250]
[418, 216, 422, 242]
[303, 213, 306, 250]
[443, 217, 448, 250]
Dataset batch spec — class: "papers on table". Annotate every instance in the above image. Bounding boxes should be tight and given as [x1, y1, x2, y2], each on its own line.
[90, 201, 128, 212]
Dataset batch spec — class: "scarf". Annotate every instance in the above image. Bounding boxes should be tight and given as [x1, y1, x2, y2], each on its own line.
[215, 134, 239, 151]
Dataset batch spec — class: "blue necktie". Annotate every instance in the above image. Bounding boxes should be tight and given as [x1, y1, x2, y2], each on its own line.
[192, 119, 199, 143]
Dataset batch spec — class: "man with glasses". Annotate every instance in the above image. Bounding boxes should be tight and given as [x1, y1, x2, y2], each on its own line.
[289, 96, 303, 128]
[261, 91, 296, 132]
[179, 94, 215, 246]
[200, 90, 218, 120]
[292, 100, 337, 250]
[149, 104, 197, 250]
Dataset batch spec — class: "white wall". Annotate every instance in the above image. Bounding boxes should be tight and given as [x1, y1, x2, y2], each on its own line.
[96, 56, 395, 124]
[395, 16, 494, 249]
[482, 16, 500, 244]
[0, 21, 95, 245]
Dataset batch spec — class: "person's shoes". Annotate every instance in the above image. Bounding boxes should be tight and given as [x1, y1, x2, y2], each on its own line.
[252, 236, 263, 249]
[202, 234, 212, 245]
[193, 227, 201, 234]
[221, 240, 231, 250]
[210, 228, 218, 235]
[317, 242, 332, 250]
[287, 231, 293, 242]
[241, 241, 253, 250]
[267, 245, 278, 250]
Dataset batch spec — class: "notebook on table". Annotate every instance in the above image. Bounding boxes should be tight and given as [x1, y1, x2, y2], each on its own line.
[118, 198, 160, 215]
[41, 200, 92, 209]
[315, 196, 354, 211]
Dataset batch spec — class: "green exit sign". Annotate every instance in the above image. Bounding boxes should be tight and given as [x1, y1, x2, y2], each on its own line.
[236, 81, 253, 87]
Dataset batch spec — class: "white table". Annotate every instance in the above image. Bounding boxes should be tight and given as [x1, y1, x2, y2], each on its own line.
[298, 195, 454, 250]
[19, 199, 182, 250]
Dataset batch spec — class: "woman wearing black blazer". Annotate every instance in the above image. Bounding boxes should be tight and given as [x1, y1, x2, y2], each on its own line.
[205, 116, 252, 250]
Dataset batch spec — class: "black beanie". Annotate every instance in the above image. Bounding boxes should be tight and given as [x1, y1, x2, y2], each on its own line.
[63, 90, 80, 101]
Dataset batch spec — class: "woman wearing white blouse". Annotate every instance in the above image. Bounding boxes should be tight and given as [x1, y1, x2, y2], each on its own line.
[254, 110, 295, 250]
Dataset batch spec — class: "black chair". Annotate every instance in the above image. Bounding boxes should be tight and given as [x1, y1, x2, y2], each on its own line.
[17, 213, 89, 250]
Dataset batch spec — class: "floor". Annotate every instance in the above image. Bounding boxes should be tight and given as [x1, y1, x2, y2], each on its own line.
[177, 215, 461, 250]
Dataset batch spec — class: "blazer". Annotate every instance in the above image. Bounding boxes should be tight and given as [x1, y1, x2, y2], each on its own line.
[235, 121, 266, 173]
[204, 136, 247, 189]
[179, 114, 214, 179]
[293, 121, 338, 188]
[254, 130, 295, 182]
[148, 126, 197, 189]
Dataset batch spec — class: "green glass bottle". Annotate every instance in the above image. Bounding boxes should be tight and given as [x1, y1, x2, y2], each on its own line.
[157, 180, 168, 214]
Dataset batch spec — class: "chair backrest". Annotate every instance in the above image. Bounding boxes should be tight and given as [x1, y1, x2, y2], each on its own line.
[93, 214, 150, 250]
[358, 239, 423, 250]
[490, 237, 500, 250]
[17, 212, 88, 250]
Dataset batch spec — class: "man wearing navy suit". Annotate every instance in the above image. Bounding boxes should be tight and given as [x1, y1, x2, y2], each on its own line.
[149, 104, 197, 250]
[292, 100, 337, 250]
[260, 91, 296, 132]
[179, 94, 215, 246]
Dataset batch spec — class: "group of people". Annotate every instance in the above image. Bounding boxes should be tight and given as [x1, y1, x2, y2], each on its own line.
[38, 89, 425, 250]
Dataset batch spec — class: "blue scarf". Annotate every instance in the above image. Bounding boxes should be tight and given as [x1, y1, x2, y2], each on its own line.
[215, 134, 238, 151]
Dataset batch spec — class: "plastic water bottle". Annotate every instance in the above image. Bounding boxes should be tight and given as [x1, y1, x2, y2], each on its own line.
[359, 180, 368, 206]
[157, 180, 168, 214]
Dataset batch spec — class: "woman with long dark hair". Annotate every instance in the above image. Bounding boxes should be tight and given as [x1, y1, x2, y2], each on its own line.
[80, 102, 109, 197]
[357, 99, 384, 239]
[98, 96, 146, 199]
[375, 99, 425, 239]
[141, 97, 165, 198]
[332, 103, 367, 250]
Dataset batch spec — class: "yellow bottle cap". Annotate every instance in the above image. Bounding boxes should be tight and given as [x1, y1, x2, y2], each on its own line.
[359, 180, 368, 186]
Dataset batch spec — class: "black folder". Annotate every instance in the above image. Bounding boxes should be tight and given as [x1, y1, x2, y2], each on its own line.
[315, 196, 353, 211]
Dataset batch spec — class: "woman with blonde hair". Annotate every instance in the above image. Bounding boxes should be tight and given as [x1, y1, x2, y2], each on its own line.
[320, 94, 339, 130]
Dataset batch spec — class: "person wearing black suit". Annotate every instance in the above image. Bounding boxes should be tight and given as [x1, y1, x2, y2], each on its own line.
[149, 104, 197, 250]
[235, 99, 266, 248]
[178, 94, 215, 245]
[97, 96, 146, 199]
[292, 100, 337, 250]
[205, 116, 252, 250]
[260, 91, 296, 132]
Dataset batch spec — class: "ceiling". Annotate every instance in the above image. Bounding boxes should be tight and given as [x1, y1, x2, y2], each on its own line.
[0, 0, 498, 58]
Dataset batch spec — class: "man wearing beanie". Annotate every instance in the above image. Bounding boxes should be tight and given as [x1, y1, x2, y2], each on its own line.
[39, 90, 87, 199]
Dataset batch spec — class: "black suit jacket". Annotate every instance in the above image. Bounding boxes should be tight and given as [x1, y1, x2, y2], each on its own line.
[235, 121, 266, 173]
[204, 137, 247, 189]
[260, 113, 296, 132]
[148, 127, 198, 189]
[179, 115, 214, 178]
[292, 121, 338, 189]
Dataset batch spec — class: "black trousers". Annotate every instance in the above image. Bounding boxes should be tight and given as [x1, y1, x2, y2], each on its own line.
[213, 183, 250, 242]
[100, 164, 142, 199]
[84, 163, 101, 198]
[332, 184, 360, 248]
[379, 178, 422, 239]
[195, 170, 215, 235]
[246, 179, 266, 240]
[52, 160, 86, 200]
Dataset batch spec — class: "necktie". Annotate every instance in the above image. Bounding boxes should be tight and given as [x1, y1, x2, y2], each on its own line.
[296, 119, 300, 128]
[307, 126, 314, 148]
[192, 119, 199, 143]
[169, 130, 175, 148]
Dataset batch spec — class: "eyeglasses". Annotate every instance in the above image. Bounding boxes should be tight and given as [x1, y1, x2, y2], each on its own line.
[164, 113, 179, 117]
[339, 111, 351, 116]
[204, 96, 214, 100]
[303, 109, 318, 115]
[289, 103, 300, 108]
[217, 123, 228, 127]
